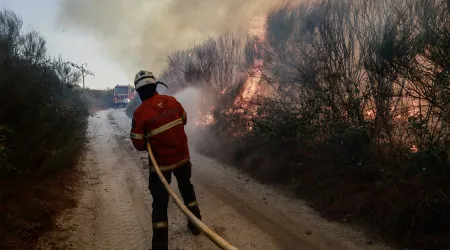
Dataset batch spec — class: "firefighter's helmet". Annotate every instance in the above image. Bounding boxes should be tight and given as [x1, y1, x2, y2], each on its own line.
[134, 70, 157, 90]
[134, 70, 168, 90]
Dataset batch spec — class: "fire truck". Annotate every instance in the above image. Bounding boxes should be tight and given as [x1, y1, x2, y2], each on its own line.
[113, 84, 136, 109]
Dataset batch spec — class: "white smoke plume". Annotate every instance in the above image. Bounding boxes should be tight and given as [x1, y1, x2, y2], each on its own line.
[57, 0, 302, 80]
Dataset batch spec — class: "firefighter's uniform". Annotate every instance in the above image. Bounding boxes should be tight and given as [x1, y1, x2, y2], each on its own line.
[130, 91, 201, 249]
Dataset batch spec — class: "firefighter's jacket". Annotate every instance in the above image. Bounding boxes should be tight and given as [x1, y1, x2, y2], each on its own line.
[130, 93, 189, 172]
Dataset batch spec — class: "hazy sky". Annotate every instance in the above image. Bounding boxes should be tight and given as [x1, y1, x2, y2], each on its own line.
[1, 0, 296, 90]
[0, 0, 129, 89]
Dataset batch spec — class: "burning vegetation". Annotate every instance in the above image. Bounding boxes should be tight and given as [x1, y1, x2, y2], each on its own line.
[153, 0, 450, 249]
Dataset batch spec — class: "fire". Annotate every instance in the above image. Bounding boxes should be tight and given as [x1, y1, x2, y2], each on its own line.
[204, 112, 214, 125]
[233, 15, 267, 116]
[194, 106, 216, 127]
[242, 15, 266, 103]
[194, 112, 215, 127]
[235, 66, 262, 107]
[365, 109, 376, 120]
[192, 15, 267, 130]
[408, 104, 420, 117]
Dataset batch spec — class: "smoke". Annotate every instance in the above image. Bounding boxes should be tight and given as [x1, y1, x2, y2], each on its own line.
[172, 87, 216, 144]
[173, 87, 203, 129]
[57, 0, 301, 80]
[57, 0, 305, 158]
[173, 87, 239, 162]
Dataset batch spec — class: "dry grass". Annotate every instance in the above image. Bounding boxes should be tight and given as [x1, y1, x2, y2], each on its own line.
[0, 166, 81, 249]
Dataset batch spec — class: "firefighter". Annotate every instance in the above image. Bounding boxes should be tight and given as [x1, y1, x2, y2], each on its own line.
[130, 70, 201, 250]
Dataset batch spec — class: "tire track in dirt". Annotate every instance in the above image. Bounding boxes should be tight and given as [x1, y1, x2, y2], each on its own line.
[58, 111, 152, 250]
[194, 177, 314, 249]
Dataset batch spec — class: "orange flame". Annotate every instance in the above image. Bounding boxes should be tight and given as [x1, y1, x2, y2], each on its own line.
[234, 15, 266, 113]
[193, 16, 267, 130]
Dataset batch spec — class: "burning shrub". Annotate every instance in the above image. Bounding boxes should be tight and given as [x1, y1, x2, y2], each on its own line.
[177, 0, 450, 248]
[139, 0, 449, 247]
[258, 0, 449, 165]
[163, 32, 244, 93]
[233, 0, 450, 248]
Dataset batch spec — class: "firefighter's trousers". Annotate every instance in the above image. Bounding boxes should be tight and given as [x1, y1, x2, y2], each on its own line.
[149, 161, 201, 250]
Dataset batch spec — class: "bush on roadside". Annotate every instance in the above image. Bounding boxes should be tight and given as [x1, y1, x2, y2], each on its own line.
[0, 10, 87, 175]
[0, 9, 88, 248]
[84, 88, 114, 112]
[156, 0, 449, 248]
[234, 1, 448, 248]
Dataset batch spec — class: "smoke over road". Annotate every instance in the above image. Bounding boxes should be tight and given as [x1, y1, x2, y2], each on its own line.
[172, 87, 217, 144]
[57, 0, 301, 79]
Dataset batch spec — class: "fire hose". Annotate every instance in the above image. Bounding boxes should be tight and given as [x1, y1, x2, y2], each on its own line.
[146, 142, 238, 250]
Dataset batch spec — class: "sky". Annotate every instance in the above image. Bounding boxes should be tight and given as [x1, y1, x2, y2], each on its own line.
[0, 0, 129, 89]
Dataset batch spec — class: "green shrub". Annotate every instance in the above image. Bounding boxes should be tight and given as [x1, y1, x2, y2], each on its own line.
[84, 88, 114, 111]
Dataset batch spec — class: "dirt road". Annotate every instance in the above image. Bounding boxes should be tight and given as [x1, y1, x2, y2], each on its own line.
[54, 109, 389, 250]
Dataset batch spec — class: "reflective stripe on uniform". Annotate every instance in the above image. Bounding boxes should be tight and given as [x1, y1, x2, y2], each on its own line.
[187, 201, 198, 207]
[150, 157, 190, 172]
[182, 112, 187, 121]
[130, 132, 145, 140]
[148, 118, 183, 137]
[153, 221, 168, 228]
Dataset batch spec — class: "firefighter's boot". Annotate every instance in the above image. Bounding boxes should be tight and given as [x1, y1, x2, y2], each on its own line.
[187, 203, 202, 235]
[152, 223, 168, 250]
